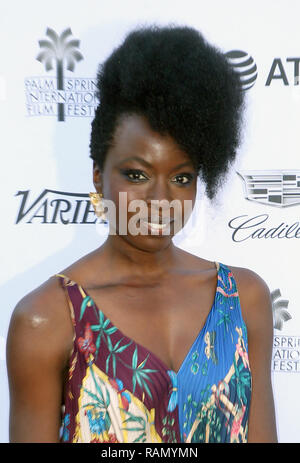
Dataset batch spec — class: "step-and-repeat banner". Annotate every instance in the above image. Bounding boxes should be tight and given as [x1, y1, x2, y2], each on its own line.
[1, 0, 299, 443]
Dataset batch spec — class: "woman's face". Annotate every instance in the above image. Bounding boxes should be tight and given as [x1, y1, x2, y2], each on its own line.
[93, 113, 198, 252]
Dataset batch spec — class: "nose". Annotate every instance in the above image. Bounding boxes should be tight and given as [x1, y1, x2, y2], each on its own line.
[146, 175, 172, 202]
[145, 176, 173, 217]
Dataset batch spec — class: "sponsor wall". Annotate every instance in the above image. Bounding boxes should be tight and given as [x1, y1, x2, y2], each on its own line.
[1, 0, 299, 443]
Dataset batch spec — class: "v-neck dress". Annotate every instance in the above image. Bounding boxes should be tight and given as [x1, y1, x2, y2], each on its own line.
[55, 262, 251, 443]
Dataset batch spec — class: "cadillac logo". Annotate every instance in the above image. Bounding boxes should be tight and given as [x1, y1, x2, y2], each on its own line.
[237, 170, 300, 207]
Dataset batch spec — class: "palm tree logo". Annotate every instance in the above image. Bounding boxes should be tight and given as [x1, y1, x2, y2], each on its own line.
[36, 27, 83, 121]
[271, 288, 291, 330]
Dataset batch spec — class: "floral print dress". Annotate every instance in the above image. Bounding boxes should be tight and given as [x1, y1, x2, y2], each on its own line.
[55, 261, 251, 443]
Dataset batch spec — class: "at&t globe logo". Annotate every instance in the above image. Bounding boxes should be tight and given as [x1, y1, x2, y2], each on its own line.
[225, 50, 258, 91]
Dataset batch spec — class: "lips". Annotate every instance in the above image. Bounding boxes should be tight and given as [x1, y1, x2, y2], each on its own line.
[139, 217, 175, 233]
[139, 217, 174, 225]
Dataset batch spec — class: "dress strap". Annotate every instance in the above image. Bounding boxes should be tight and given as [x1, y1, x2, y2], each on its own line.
[55, 273, 89, 299]
[215, 261, 220, 271]
[53, 273, 100, 334]
[55, 273, 73, 284]
[54, 273, 76, 329]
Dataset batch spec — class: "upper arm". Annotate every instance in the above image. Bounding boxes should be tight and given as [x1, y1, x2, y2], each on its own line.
[229, 266, 278, 443]
[6, 278, 74, 443]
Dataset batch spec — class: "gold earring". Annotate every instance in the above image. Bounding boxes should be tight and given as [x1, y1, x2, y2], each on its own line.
[89, 192, 107, 221]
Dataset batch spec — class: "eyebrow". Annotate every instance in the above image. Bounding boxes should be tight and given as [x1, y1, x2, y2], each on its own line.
[117, 156, 194, 172]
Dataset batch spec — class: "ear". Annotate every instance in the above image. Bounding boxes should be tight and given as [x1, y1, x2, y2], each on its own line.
[93, 161, 103, 193]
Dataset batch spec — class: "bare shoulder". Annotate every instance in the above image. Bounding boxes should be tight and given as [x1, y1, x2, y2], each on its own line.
[9, 275, 70, 329]
[10, 247, 105, 326]
[226, 264, 271, 300]
[6, 275, 77, 442]
[225, 264, 273, 331]
[7, 274, 74, 368]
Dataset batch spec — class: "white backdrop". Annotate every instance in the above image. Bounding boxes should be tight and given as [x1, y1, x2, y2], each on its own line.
[1, 0, 300, 443]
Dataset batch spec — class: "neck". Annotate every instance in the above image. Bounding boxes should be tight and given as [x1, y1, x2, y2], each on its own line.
[100, 234, 178, 279]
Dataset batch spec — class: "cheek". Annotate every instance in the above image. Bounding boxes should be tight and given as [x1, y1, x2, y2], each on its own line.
[104, 183, 148, 226]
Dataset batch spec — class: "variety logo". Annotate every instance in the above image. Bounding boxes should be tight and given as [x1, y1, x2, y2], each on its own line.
[15, 189, 96, 224]
[225, 50, 258, 91]
[237, 170, 300, 208]
[25, 27, 98, 121]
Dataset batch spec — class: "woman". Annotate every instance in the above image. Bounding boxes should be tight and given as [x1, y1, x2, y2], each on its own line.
[6, 25, 277, 443]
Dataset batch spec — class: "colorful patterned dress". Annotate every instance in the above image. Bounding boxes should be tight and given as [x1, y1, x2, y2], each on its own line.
[55, 261, 251, 443]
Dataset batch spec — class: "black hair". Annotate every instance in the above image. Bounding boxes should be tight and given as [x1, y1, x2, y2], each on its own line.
[90, 24, 245, 200]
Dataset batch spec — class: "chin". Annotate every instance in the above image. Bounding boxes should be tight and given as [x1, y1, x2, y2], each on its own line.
[121, 229, 177, 252]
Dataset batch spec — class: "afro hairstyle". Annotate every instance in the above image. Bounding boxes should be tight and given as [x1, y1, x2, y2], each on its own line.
[90, 24, 245, 200]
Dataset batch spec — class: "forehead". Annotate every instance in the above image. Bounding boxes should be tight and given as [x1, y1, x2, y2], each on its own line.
[107, 113, 192, 167]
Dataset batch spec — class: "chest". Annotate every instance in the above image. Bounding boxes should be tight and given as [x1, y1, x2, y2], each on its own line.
[84, 274, 217, 374]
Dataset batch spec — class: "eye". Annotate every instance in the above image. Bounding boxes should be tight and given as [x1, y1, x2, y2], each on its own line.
[120, 169, 195, 185]
[172, 173, 195, 185]
[120, 169, 148, 182]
